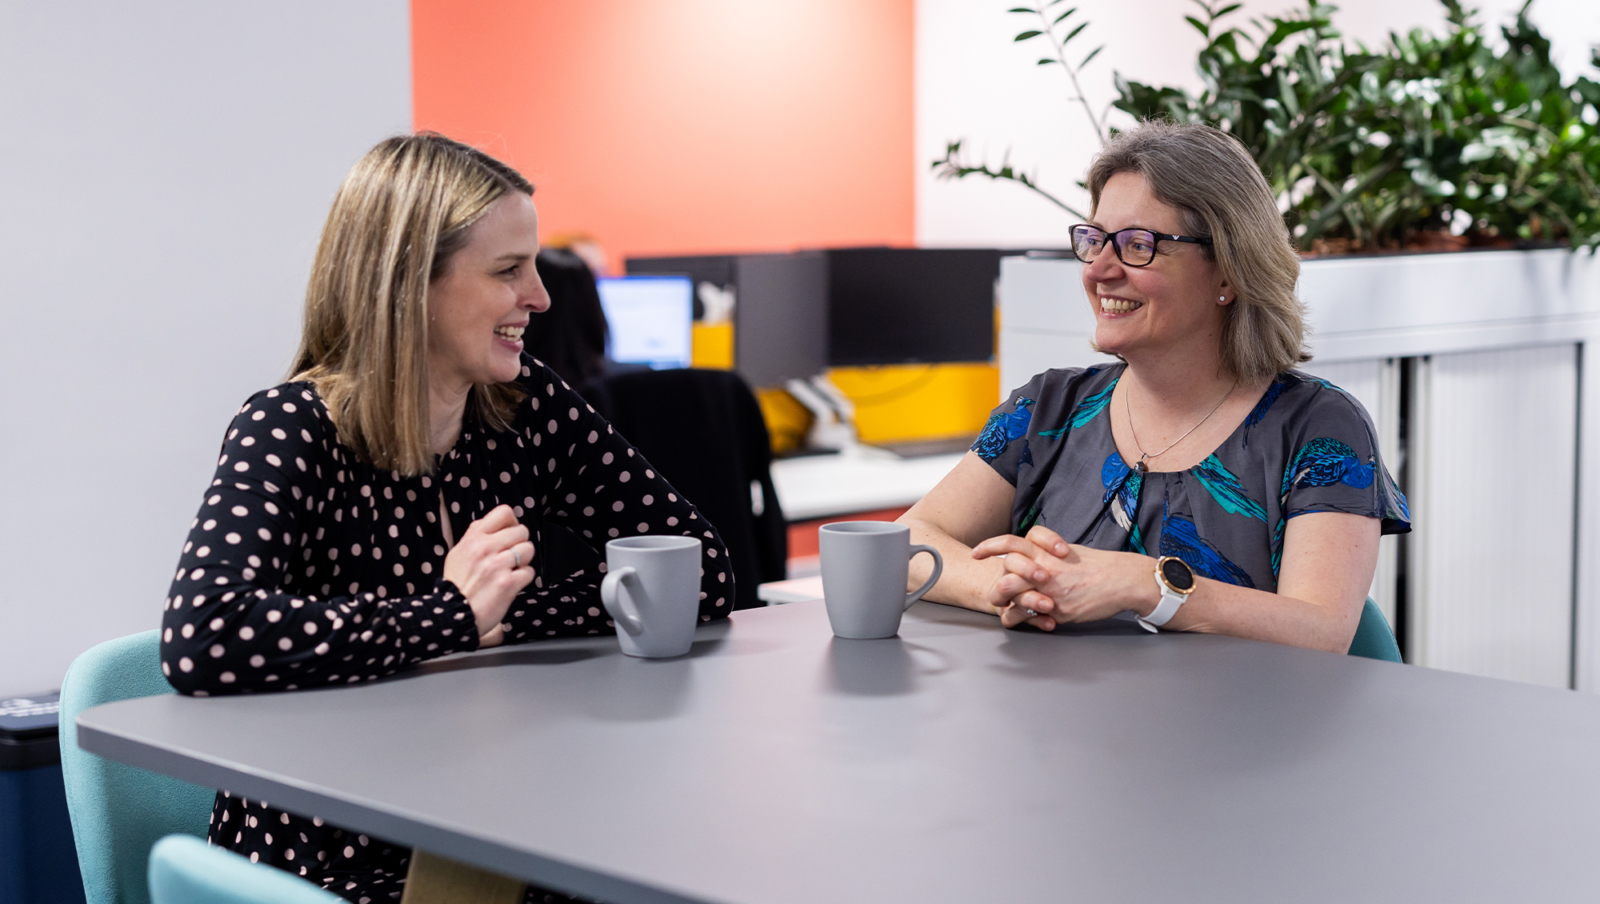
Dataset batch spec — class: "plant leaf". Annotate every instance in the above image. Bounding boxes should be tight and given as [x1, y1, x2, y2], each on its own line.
[1063, 21, 1089, 44]
[1081, 44, 1105, 68]
[1185, 15, 1210, 38]
[1014, 30, 1043, 41]
[1053, 7, 1077, 25]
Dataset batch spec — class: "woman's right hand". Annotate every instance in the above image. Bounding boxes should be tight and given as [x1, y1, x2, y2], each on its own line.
[442, 504, 535, 647]
[973, 536, 1059, 632]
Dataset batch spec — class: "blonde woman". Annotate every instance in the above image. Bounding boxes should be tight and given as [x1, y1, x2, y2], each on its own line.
[160, 133, 732, 902]
[901, 121, 1409, 652]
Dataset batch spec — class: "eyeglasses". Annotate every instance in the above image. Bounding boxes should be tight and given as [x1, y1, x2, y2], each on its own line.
[1069, 224, 1213, 268]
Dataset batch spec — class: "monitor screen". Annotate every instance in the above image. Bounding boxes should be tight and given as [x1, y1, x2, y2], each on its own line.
[826, 248, 1001, 366]
[595, 275, 694, 370]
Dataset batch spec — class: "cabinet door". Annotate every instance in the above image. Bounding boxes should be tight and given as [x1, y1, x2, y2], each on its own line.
[1412, 343, 1577, 687]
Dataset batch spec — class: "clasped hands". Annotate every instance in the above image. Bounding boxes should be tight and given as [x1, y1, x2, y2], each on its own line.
[971, 525, 1155, 631]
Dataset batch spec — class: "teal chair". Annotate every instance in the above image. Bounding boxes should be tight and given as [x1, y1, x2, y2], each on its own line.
[1349, 598, 1403, 662]
[60, 630, 216, 904]
[59, 631, 337, 904]
[148, 836, 342, 904]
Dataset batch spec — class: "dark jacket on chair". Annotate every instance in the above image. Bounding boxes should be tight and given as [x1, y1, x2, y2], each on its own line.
[577, 368, 787, 609]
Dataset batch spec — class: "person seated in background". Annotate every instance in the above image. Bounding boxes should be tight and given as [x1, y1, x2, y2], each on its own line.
[545, 229, 611, 278]
[527, 247, 647, 387]
[900, 120, 1409, 652]
[159, 132, 732, 903]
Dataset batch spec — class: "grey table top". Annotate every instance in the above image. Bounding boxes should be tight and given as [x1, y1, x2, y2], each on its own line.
[78, 601, 1600, 904]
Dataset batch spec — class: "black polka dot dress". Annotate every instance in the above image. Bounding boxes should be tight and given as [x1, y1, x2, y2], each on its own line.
[161, 356, 734, 903]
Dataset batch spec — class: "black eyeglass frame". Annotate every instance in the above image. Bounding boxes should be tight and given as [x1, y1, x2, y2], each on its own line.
[1069, 224, 1213, 268]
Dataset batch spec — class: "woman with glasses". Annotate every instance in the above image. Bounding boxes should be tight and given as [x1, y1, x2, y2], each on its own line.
[899, 121, 1409, 651]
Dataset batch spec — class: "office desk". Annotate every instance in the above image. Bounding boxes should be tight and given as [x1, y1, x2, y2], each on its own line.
[78, 602, 1600, 904]
[769, 450, 963, 521]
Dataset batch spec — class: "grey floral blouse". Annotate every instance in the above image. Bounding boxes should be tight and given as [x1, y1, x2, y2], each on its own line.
[973, 364, 1410, 592]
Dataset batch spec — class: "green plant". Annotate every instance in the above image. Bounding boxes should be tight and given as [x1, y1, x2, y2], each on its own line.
[937, 0, 1600, 251]
[931, 0, 1110, 219]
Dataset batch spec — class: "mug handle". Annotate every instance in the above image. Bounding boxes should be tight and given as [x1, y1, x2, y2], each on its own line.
[600, 566, 646, 636]
[903, 545, 943, 610]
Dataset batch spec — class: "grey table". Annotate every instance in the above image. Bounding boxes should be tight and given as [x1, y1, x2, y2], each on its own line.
[78, 601, 1600, 904]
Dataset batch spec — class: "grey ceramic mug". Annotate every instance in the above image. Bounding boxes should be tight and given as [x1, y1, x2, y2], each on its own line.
[601, 535, 704, 658]
[819, 522, 943, 639]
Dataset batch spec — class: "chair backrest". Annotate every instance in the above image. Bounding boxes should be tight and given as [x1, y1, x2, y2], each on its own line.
[1348, 599, 1403, 662]
[59, 631, 217, 904]
[148, 835, 343, 904]
[579, 368, 788, 609]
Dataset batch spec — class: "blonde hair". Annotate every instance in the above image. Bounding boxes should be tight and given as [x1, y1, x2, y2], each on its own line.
[290, 133, 533, 475]
[1086, 120, 1308, 382]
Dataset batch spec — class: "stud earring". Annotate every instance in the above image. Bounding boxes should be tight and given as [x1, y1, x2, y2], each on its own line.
[1219, 295, 1226, 301]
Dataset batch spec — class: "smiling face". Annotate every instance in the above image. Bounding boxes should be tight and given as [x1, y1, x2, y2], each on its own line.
[427, 192, 550, 396]
[1083, 171, 1230, 367]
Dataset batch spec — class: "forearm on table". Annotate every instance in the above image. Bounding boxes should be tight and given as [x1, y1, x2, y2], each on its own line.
[899, 516, 1006, 614]
[1157, 579, 1360, 653]
[1168, 512, 1378, 652]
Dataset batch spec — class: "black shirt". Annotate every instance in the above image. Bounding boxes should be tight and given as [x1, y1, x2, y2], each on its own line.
[160, 355, 733, 897]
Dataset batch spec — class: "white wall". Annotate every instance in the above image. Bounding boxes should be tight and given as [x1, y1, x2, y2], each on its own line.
[0, 2, 412, 696]
[916, 0, 1600, 247]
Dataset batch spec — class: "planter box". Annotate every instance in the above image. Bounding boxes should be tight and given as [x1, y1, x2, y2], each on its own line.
[998, 248, 1600, 690]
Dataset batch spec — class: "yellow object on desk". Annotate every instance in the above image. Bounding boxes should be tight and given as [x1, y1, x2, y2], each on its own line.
[829, 362, 998, 446]
[756, 385, 814, 455]
[754, 363, 998, 454]
[697, 317, 998, 452]
[690, 322, 734, 370]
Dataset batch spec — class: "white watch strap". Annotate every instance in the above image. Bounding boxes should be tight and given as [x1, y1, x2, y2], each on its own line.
[1137, 571, 1187, 633]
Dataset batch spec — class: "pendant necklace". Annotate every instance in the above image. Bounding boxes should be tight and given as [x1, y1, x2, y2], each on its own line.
[1125, 377, 1238, 473]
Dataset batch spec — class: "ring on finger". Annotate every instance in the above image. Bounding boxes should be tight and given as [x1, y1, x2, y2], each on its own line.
[1024, 607, 1038, 617]
[511, 548, 522, 568]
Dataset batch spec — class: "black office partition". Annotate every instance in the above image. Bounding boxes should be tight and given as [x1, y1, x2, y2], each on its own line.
[825, 248, 1001, 366]
[626, 247, 1005, 382]
[732, 252, 829, 388]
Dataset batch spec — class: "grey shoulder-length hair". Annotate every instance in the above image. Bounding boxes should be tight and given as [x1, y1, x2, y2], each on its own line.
[1086, 120, 1309, 382]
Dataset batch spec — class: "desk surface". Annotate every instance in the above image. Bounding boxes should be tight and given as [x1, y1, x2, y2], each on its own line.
[769, 450, 964, 521]
[79, 603, 1600, 904]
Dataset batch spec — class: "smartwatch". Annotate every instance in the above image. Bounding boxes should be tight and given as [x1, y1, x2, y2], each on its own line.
[1137, 556, 1195, 633]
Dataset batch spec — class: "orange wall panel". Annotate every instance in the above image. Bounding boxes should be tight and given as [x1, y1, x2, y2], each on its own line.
[412, 0, 915, 264]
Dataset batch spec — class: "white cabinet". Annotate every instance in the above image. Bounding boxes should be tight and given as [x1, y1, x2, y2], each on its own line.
[1411, 345, 1578, 687]
[998, 249, 1600, 689]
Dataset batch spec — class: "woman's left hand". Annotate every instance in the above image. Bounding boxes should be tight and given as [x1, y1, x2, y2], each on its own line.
[972, 526, 1155, 629]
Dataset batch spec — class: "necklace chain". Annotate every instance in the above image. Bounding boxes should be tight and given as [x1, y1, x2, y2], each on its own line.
[1125, 377, 1238, 472]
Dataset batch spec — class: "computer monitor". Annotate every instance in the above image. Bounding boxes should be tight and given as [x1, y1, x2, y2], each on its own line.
[626, 252, 830, 388]
[595, 275, 694, 370]
[624, 254, 737, 321]
[825, 248, 1002, 366]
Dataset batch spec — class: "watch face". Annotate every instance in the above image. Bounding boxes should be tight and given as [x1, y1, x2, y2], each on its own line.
[1161, 557, 1195, 592]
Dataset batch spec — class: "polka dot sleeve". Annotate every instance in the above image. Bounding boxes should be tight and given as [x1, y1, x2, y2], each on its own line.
[160, 388, 480, 696]
[497, 366, 735, 641]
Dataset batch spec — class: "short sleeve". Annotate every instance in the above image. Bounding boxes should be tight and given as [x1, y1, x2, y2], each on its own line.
[1281, 383, 1411, 535]
[971, 371, 1059, 486]
[972, 367, 1116, 489]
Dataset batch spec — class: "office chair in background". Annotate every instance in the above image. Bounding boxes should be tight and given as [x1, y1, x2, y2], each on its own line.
[579, 368, 788, 609]
[1350, 599, 1403, 662]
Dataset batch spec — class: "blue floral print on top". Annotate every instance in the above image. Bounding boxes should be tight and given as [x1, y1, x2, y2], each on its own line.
[972, 365, 1409, 594]
[974, 397, 1034, 462]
